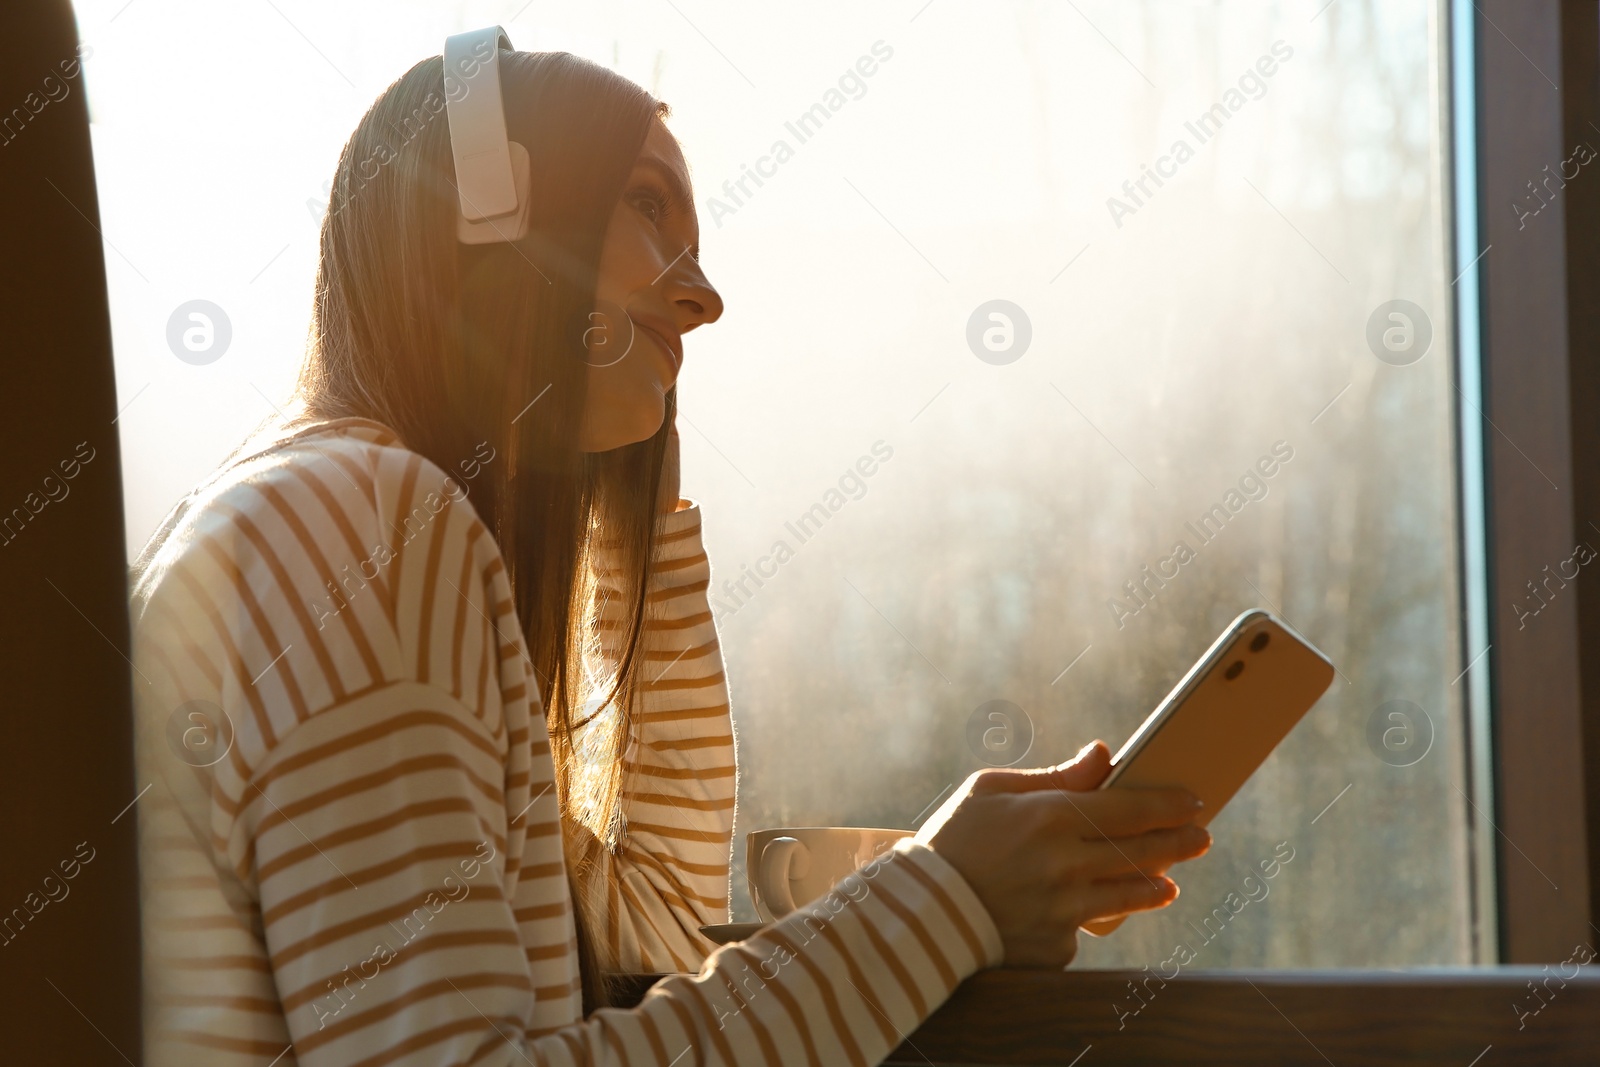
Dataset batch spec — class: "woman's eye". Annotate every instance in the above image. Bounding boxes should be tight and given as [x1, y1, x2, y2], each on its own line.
[633, 189, 669, 225]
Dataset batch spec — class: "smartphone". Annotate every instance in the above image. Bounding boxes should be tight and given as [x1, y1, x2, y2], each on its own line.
[1081, 609, 1335, 936]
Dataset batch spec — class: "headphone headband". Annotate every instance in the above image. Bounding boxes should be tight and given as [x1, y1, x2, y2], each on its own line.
[443, 25, 532, 244]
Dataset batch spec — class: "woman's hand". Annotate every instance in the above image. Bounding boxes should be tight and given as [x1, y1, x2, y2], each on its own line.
[657, 417, 681, 514]
[916, 740, 1210, 968]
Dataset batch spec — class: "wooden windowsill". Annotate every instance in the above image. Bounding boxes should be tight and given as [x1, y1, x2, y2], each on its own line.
[611, 967, 1599, 1064]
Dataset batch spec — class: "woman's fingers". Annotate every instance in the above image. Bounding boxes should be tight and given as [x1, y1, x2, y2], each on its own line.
[1077, 873, 1180, 924]
[920, 747, 1214, 968]
[970, 741, 1112, 795]
[1048, 785, 1204, 838]
[1079, 824, 1211, 879]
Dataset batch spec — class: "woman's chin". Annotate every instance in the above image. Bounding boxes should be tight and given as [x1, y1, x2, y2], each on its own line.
[578, 409, 666, 453]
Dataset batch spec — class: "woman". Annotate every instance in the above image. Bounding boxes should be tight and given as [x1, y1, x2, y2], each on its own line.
[130, 44, 1210, 1065]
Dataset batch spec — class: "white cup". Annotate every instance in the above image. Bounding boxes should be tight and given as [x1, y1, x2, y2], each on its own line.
[746, 826, 911, 922]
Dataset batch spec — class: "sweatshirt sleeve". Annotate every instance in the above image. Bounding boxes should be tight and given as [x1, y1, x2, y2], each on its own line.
[240, 486, 1004, 1066]
[578, 502, 738, 973]
[150, 431, 1007, 1067]
[246, 680, 1003, 1066]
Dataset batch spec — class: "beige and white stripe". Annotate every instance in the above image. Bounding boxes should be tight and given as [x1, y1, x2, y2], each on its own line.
[131, 416, 1002, 1066]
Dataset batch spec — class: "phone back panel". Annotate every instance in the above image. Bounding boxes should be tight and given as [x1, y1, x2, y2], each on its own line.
[1106, 611, 1335, 827]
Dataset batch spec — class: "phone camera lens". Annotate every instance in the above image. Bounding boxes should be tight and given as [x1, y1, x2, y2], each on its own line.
[1225, 661, 1245, 680]
[1250, 632, 1270, 652]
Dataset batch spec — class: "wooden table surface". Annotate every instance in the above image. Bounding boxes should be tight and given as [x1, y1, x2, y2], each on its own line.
[612, 967, 1600, 1065]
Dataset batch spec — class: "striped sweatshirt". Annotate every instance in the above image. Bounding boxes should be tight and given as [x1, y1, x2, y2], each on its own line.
[130, 416, 1003, 1066]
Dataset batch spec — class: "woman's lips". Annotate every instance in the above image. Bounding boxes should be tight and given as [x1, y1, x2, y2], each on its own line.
[635, 320, 682, 375]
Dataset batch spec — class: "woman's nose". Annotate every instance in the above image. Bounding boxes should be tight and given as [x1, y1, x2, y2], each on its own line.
[666, 253, 723, 331]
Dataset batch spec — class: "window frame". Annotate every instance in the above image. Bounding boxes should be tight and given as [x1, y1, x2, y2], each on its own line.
[1467, 0, 1596, 963]
[6, 0, 1596, 1059]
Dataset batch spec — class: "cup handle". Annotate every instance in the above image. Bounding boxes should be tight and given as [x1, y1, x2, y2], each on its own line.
[756, 837, 809, 920]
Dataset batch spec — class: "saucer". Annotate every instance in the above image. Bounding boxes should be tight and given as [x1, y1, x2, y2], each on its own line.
[699, 922, 768, 945]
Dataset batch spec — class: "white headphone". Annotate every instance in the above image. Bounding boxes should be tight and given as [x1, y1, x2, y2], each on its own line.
[443, 25, 533, 245]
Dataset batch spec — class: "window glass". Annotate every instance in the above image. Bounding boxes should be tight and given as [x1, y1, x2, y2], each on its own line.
[88, 0, 1469, 968]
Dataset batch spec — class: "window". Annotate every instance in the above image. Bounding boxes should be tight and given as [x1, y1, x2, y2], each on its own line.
[90, 0, 1480, 968]
[695, 0, 1479, 968]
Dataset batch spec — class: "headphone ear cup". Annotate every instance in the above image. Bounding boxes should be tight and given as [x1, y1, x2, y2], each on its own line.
[456, 140, 532, 245]
[444, 25, 530, 246]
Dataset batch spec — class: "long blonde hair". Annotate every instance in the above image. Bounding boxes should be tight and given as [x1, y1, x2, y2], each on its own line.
[296, 48, 672, 1012]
